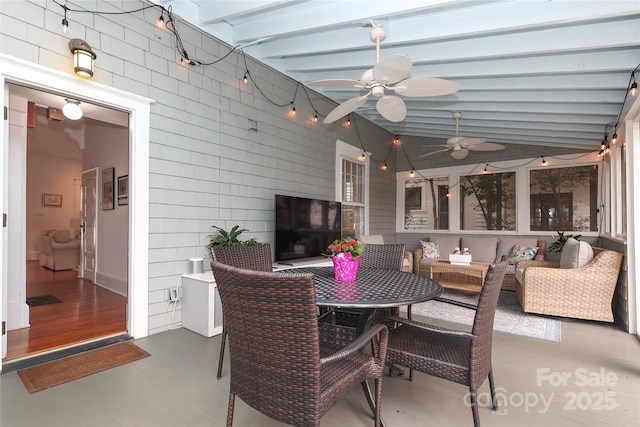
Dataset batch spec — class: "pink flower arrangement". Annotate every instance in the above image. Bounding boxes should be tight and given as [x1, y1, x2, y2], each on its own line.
[325, 237, 366, 258]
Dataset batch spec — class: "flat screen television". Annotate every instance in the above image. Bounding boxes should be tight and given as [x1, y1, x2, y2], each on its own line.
[275, 194, 341, 263]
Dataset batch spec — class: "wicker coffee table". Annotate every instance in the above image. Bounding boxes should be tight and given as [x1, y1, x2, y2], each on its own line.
[430, 260, 489, 292]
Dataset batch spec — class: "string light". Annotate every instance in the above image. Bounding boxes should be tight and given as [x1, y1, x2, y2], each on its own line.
[394, 136, 400, 145]
[410, 170, 415, 177]
[243, 70, 248, 84]
[346, 116, 351, 126]
[611, 133, 617, 144]
[446, 187, 452, 198]
[541, 157, 548, 166]
[381, 163, 387, 171]
[483, 163, 488, 173]
[61, 5, 69, 33]
[630, 73, 638, 96]
[313, 112, 318, 122]
[157, 12, 165, 28]
[291, 102, 296, 115]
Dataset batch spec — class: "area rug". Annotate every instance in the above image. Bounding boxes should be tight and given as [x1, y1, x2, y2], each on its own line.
[406, 290, 561, 343]
[26, 294, 62, 307]
[17, 341, 150, 393]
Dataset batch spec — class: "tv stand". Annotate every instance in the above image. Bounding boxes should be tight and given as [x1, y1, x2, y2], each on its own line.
[273, 256, 332, 271]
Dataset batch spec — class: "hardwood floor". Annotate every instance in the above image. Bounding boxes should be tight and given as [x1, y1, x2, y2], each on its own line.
[3, 261, 127, 362]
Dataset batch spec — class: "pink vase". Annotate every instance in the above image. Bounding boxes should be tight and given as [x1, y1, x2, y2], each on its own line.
[332, 252, 361, 281]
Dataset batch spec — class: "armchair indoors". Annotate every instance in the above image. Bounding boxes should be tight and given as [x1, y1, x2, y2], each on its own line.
[210, 261, 388, 427]
[209, 243, 273, 379]
[36, 229, 80, 271]
[377, 262, 508, 427]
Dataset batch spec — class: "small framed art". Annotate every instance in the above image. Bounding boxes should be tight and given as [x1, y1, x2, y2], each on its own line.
[102, 167, 114, 210]
[118, 175, 128, 205]
[42, 193, 62, 207]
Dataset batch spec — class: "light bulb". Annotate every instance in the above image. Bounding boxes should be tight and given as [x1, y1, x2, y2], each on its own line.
[630, 81, 638, 96]
[611, 133, 617, 144]
[243, 70, 248, 84]
[313, 113, 318, 122]
[541, 157, 548, 166]
[61, 17, 68, 33]
[381, 163, 387, 171]
[157, 15, 165, 28]
[410, 170, 415, 177]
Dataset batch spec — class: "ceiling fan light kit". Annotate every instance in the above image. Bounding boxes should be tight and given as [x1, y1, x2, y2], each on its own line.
[308, 25, 459, 124]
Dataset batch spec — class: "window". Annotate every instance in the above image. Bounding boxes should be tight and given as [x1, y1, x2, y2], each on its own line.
[460, 172, 516, 231]
[403, 177, 449, 230]
[529, 165, 598, 232]
[336, 140, 368, 238]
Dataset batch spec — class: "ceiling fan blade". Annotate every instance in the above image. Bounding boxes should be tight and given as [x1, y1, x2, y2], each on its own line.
[372, 54, 412, 85]
[451, 148, 469, 160]
[459, 137, 487, 148]
[376, 95, 406, 122]
[323, 95, 369, 124]
[307, 79, 365, 90]
[418, 148, 451, 159]
[468, 142, 506, 151]
[393, 77, 460, 97]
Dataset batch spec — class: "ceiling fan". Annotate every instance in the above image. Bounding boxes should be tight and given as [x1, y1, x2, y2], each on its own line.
[307, 25, 459, 124]
[419, 112, 505, 160]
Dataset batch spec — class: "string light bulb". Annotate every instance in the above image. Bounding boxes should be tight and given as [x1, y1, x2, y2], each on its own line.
[410, 170, 415, 177]
[611, 133, 617, 144]
[243, 70, 248, 84]
[360, 151, 366, 161]
[446, 187, 452, 198]
[541, 157, 548, 166]
[157, 13, 165, 28]
[630, 74, 638, 96]
[61, 6, 69, 33]
[381, 163, 387, 171]
[346, 116, 351, 126]
[313, 112, 318, 122]
[291, 103, 296, 115]
[483, 163, 488, 173]
[394, 136, 400, 145]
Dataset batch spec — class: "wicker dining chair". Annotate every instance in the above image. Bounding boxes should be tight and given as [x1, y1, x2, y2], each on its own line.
[376, 261, 508, 427]
[210, 261, 389, 427]
[210, 243, 273, 379]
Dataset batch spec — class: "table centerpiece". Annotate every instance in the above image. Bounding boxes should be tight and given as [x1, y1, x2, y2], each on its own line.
[449, 247, 472, 266]
[326, 237, 367, 281]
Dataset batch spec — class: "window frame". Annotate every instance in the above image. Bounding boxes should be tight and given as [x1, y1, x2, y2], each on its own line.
[335, 140, 370, 236]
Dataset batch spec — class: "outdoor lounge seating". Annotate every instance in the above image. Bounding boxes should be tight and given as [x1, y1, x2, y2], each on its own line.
[210, 261, 389, 427]
[515, 245, 623, 322]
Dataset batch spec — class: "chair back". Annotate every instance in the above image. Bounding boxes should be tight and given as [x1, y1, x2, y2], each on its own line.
[470, 261, 508, 389]
[210, 261, 322, 425]
[210, 243, 272, 271]
[360, 243, 406, 270]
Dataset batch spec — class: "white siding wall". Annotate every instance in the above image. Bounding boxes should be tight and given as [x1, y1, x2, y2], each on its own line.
[0, 0, 396, 334]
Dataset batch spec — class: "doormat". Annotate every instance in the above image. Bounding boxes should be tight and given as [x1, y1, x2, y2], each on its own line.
[17, 341, 150, 393]
[26, 294, 62, 307]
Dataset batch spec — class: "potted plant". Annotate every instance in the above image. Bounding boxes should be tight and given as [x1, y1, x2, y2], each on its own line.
[548, 231, 582, 253]
[207, 225, 258, 249]
[325, 237, 367, 281]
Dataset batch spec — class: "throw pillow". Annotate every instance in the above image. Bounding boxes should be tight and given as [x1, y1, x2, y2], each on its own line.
[508, 245, 538, 265]
[559, 238, 594, 269]
[52, 229, 72, 243]
[421, 241, 440, 259]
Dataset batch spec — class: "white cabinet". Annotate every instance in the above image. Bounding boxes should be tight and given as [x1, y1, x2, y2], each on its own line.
[181, 271, 223, 337]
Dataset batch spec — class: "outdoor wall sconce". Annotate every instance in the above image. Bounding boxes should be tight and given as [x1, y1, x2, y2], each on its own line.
[62, 99, 83, 120]
[69, 38, 96, 78]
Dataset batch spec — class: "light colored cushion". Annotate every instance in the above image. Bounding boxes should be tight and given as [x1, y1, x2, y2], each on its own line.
[559, 238, 594, 269]
[496, 238, 538, 262]
[421, 241, 440, 259]
[508, 245, 538, 265]
[52, 229, 72, 243]
[461, 237, 497, 263]
[430, 236, 461, 259]
[359, 234, 384, 244]
[515, 268, 525, 284]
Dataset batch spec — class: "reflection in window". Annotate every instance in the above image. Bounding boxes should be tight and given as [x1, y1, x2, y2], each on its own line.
[404, 177, 449, 230]
[529, 165, 598, 232]
[460, 172, 516, 230]
[341, 158, 365, 237]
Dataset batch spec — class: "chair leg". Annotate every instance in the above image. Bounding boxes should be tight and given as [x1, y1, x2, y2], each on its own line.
[469, 389, 480, 427]
[226, 392, 236, 427]
[488, 369, 498, 410]
[374, 377, 382, 427]
[217, 330, 227, 379]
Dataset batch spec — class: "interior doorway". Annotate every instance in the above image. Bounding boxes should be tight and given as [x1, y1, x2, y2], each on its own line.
[3, 83, 129, 365]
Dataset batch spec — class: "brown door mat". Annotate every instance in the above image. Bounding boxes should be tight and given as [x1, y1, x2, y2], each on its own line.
[17, 341, 150, 393]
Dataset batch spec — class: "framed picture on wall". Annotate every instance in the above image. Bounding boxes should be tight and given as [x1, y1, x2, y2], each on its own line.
[102, 167, 114, 210]
[118, 175, 128, 205]
[42, 193, 62, 207]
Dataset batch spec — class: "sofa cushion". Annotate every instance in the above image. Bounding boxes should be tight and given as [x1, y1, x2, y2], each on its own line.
[496, 238, 538, 262]
[52, 229, 72, 243]
[429, 236, 460, 260]
[420, 241, 440, 259]
[515, 268, 524, 284]
[559, 238, 594, 269]
[461, 237, 497, 263]
[360, 234, 384, 244]
[508, 245, 538, 265]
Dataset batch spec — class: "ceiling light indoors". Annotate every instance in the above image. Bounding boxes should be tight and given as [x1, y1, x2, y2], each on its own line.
[69, 38, 96, 78]
[62, 99, 83, 120]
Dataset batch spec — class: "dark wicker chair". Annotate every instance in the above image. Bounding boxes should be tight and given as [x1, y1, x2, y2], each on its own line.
[210, 244, 272, 379]
[377, 261, 508, 427]
[210, 261, 389, 427]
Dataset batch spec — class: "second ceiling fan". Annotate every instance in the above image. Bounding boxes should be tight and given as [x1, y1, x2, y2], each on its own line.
[420, 112, 505, 160]
[307, 25, 459, 123]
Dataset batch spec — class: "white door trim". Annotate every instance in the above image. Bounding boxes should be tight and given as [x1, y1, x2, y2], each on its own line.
[0, 54, 153, 370]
